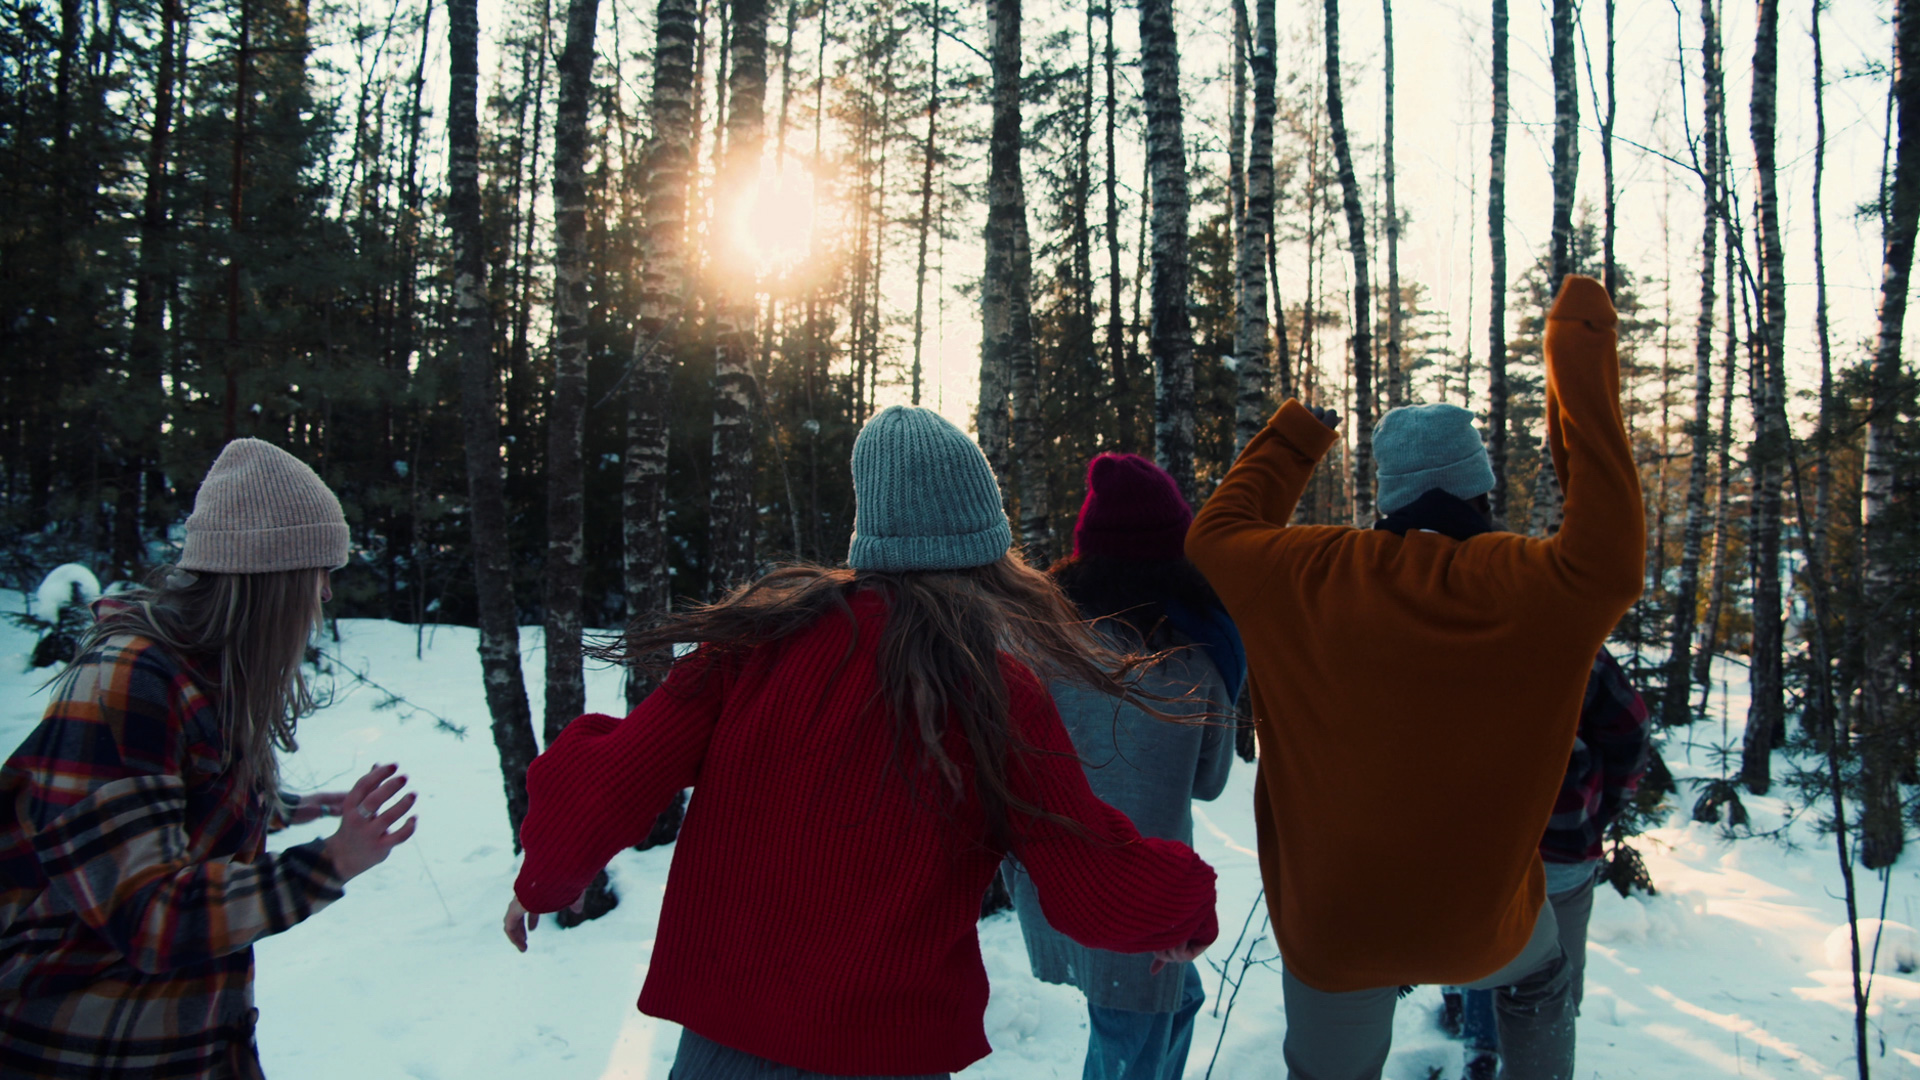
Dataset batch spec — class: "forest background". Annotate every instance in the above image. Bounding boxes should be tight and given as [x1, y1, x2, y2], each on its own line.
[4, 0, 1920, 1063]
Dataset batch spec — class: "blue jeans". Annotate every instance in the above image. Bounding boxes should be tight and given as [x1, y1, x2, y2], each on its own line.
[1084, 963, 1206, 1080]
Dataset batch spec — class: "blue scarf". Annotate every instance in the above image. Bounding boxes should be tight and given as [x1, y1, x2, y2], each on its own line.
[1163, 598, 1246, 703]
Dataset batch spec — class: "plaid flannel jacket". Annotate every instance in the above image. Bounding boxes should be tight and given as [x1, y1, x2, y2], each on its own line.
[1540, 646, 1651, 865]
[0, 632, 345, 1078]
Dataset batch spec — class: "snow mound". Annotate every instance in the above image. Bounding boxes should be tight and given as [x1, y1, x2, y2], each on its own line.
[32, 564, 100, 623]
[1824, 919, 1920, 974]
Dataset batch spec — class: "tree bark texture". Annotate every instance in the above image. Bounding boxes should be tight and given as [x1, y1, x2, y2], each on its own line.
[1487, 0, 1510, 525]
[542, 0, 602, 742]
[1741, 0, 1789, 795]
[1664, 0, 1722, 728]
[1139, 0, 1197, 504]
[708, 0, 768, 596]
[1233, 0, 1278, 456]
[1103, 4, 1129, 452]
[1230, 0, 1248, 284]
[1858, 0, 1919, 867]
[910, 3, 938, 407]
[1695, 203, 1739, 692]
[1549, 0, 1578, 285]
[1323, 0, 1373, 525]
[625, 0, 698, 709]
[1381, 0, 1403, 412]
[979, 0, 1030, 500]
[448, 0, 541, 846]
[1806, 0, 1835, 748]
[1011, 178, 1048, 556]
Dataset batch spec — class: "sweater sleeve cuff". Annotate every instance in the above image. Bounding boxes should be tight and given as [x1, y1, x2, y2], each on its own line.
[1547, 275, 1617, 327]
[287, 837, 348, 903]
[1270, 399, 1340, 459]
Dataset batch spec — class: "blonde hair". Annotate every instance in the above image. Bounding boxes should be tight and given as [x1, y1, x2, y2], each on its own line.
[60, 567, 326, 799]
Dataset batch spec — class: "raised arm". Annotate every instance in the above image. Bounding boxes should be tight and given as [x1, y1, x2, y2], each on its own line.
[513, 650, 730, 912]
[1186, 400, 1341, 591]
[1004, 666, 1218, 955]
[1541, 276, 1645, 601]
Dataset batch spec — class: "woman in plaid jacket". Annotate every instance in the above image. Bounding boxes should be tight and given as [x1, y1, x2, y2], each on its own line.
[0, 439, 418, 1078]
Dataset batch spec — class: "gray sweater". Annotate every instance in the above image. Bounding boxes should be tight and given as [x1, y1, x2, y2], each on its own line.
[1008, 626, 1233, 1012]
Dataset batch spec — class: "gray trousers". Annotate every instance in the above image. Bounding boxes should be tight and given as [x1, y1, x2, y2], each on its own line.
[668, 1028, 951, 1080]
[1280, 897, 1577, 1080]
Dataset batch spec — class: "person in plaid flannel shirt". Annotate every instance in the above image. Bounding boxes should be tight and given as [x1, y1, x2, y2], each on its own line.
[0, 440, 419, 1078]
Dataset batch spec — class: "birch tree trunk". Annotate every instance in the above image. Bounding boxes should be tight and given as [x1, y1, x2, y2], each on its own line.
[1323, 0, 1373, 524]
[1806, 0, 1835, 748]
[1230, 0, 1248, 279]
[708, 0, 769, 596]
[979, 0, 1029, 497]
[1012, 182, 1048, 555]
[1741, 0, 1789, 795]
[1664, 0, 1722, 728]
[449, 0, 541, 844]
[1103, 4, 1130, 452]
[542, 0, 601, 742]
[1487, 0, 1511, 524]
[1695, 202, 1739, 691]
[910, 3, 938, 406]
[1601, 0, 1617, 294]
[625, 0, 698, 709]
[543, 0, 622, 923]
[1381, 0, 1403, 412]
[1233, 0, 1278, 456]
[1140, 0, 1198, 503]
[1549, 0, 1578, 284]
[1857, 0, 1919, 867]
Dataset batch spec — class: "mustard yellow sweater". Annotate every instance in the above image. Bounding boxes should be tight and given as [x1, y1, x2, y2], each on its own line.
[1186, 275, 1644, 992]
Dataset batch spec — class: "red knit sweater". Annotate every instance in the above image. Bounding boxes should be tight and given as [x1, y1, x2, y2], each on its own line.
[513, 589, 1218, 1075]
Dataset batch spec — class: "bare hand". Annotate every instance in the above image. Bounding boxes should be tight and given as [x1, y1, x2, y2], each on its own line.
[1305, 404, 1341, 430]
[286, 790, 349, 825]
[1148, 937, 1210, 975]
[503, 891, 587, 953]
[320, 764, 418, 882]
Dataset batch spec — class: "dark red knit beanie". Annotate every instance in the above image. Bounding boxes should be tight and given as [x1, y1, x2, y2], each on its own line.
[1071, 453, 1193, 562]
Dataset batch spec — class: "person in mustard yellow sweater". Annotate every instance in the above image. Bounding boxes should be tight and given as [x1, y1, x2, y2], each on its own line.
[1186, 276, 1643, 1080]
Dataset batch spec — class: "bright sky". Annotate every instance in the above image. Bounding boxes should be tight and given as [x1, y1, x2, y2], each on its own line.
[369, 0, 1899, 438]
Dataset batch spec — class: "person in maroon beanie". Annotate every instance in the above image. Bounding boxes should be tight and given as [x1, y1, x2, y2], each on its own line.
[500, 407, 1218, 1080]
[1009, 453, 1245, 1080]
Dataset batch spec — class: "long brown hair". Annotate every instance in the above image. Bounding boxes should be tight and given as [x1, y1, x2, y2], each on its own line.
[58, 568, 327, 800]
[595, 555, 1161, 849]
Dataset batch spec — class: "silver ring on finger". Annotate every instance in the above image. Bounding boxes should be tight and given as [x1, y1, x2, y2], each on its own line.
[357, 805, 376, 821]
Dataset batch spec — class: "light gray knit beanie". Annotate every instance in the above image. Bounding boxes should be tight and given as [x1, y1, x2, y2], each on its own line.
[178, 439, 351, 573]
[1373, 403, 1497, 516]
[848, 406, 1012, 572]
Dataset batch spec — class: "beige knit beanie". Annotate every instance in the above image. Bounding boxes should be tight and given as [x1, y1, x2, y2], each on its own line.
[177, 439, 350, 573]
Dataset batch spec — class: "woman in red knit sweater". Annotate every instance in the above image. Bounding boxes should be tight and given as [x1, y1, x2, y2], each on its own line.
[501, 406, 1219, 1080]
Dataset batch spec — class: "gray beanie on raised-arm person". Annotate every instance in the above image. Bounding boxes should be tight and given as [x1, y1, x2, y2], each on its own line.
[847, 406, 1012, 572]
[1372, 403, 1497, 516]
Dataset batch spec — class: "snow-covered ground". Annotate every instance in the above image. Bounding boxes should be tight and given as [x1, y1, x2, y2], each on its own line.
[2, 604, 1913, 1079]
